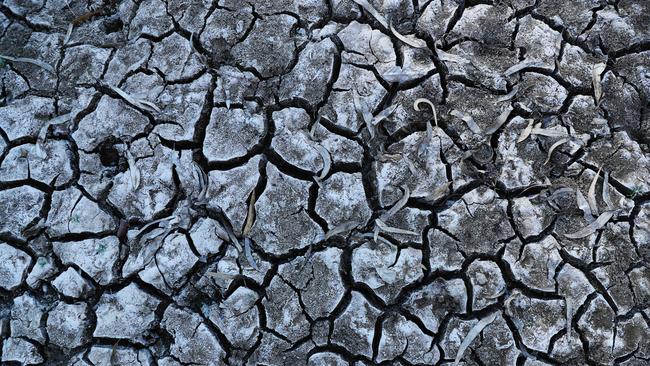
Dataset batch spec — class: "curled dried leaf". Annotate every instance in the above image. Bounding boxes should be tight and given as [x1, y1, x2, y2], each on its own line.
[564, 210, 615, 239]
[543, 138, 569, 165]
[517, 119, 534, 143]
[413, 97, 438, 128]
[588, 167, 601, 217]
[454, 312, 499, 366]
[315, 145, 331, 180]
[390, 24, 427, 48]
[450, 109, 481, 134]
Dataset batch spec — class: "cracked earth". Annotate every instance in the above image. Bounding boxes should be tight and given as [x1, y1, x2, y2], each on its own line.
[0, 0, 649, 365]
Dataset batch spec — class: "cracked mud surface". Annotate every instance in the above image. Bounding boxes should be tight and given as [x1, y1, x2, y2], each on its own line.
[1, 0, 650, 365]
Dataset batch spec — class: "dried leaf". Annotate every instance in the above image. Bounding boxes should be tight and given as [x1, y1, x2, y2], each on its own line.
[375, 218, 419, 236]
[371, 103, 399, 126]
[126, 149, 141, 191]
[543, 138, 569, 165]
[382, 185, 410, 220]
[206, 271, 236, 281]
[0, 54, 55, 74]
[382, 65, 423, 83]
[576, 189, 593, 222]
[450, 109, 481, 134]
[350, 0, 389, 29]
[353, 90, 374, 138]
[242, 189, 256, 236]
[503, 60, 546, 76]
[192, 162, 209, 201]
[495, 85, 519, 103]
[602, 171, 614, 210]
[109, 85, 160, 113]
[530, 127, 569, 138]
[564, 210, 615, 239]
[309, 116, 320, 140]
[436, 49, 472, 65]
[517, 119, 534, 143]
[592, 63, 607, 104]
[588, 167, 601, 217]
[390, 24, 427, 48]
[243, 237, 259, 271]
[454, 312, 499, 366]
[324, 221, 360, 240]
[315, 145, 331, 180]
[405, 156, 418, 176]
[484, 106, 513, 135]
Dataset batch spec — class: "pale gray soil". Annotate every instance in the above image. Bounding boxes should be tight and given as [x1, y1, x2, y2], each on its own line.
[1, 0, 650, 365]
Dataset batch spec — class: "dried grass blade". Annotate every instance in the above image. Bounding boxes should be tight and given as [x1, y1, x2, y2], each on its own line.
[192, 162, 209, 201]
[602, 171, 614, 210]
[315, 145, 331, 180]
[450, 109, 481, 134]
[576, 189, 593, 222]
[517, 119, 534, 143]
[0, 54, 55, 74]
[63, 23, 74, 45]
[588, 167, 601, 217]
[484, 106, 513, 135]
[454, 312, 498, 366]
[375, 218, 418, 236]
[503, 60, 546, 76]
[350, 0, 389, 29]
[390, 24, 427, 48]
[564, 210, 614, 239]
[592, 63, 607, 104]
[543, 138, 569, 165]
[382, 185, 410, 220]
